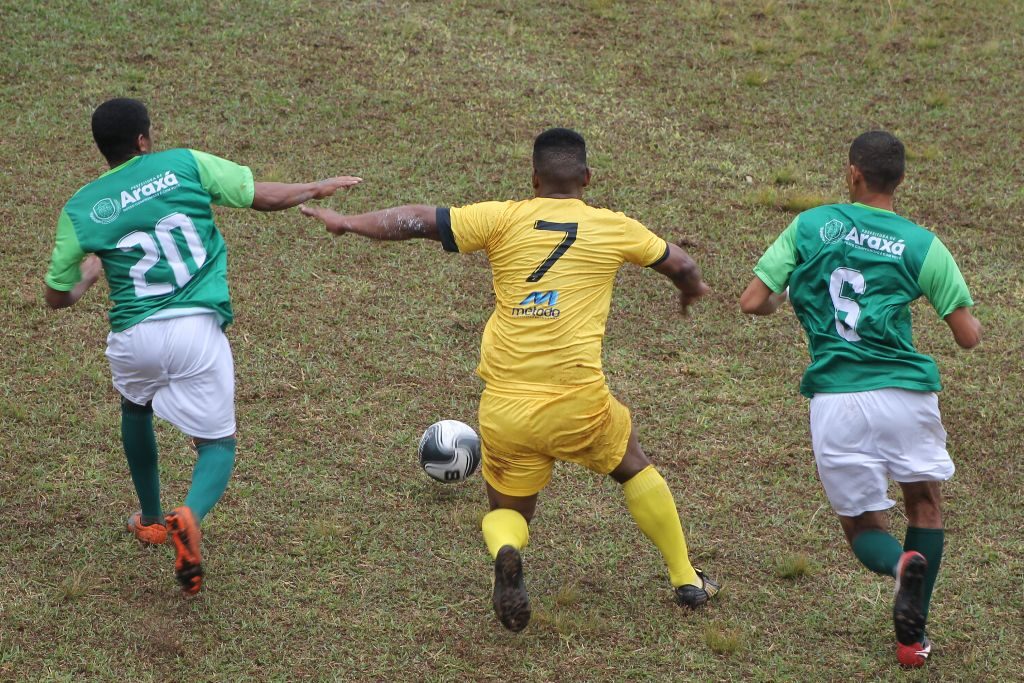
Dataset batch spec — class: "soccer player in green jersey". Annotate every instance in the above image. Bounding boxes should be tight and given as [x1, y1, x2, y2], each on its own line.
[740, 131, 981, 667]
[44, 98, 360, 594]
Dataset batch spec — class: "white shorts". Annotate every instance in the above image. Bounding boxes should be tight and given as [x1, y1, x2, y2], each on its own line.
[105, 313, 235, 439]
[810, 388, 954, 517]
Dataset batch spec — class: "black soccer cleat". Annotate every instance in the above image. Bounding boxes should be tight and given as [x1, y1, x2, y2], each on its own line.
[674, 569, 720, 609]
[893, 551, 928, 646]
[492, 545, 531, 632]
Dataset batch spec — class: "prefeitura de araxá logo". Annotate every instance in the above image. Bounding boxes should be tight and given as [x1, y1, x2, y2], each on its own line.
[89, 197, 121, 224]
[820, 218, 846, 244]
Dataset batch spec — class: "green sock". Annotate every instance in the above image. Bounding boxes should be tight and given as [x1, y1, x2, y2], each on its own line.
[121, 400, 162, 524]
[851, 529, 904, 577]
[904, 526, 944, 622]
[183, 437, 236, 523]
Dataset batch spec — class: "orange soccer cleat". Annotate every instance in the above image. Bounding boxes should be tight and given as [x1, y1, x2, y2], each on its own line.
[165, 506, 203, 595]
[126, 511, 168, 545]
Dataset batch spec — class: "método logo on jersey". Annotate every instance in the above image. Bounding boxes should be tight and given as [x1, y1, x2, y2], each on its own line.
[512, 290, 560, 318]
[89, 197, 121, 224]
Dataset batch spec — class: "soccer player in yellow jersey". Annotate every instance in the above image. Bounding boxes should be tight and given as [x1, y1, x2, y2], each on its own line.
[299, 128, 718, 631]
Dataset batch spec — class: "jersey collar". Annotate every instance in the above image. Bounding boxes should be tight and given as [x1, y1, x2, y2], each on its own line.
[852, 201, 897, 215]
[100, 155, 143, 178]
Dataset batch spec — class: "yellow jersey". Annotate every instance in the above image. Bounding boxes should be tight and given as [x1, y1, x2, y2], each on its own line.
[438, 197, 668, 388]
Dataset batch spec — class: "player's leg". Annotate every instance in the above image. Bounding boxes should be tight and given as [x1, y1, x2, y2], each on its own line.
[892, 481, 942, 665]
[182, 435, 237, 522]
[900, 481, 943, 624]
[887, 389, 952, 665]
[889, 390, 952, 629]
[156, 314, 237, 520]
[481, 481, 535, 589]
[814, 389, 931, 664]
[828, 471, 928, 663]
[106, 324, 168, 545]
[120, 396, 167, 544]
[610, 425, 718, 607]
[481, 483, 535, 633]
[839, 511, 904, 577]
[483, 482, 536, 549]
[153, 314, 237, 594]
[482, 483, 535, 632]
[477, 389, 550, 632]
[812, 392, 906, 576]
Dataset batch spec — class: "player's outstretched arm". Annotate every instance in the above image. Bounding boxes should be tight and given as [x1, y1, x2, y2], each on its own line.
[652, 243, 710, 315]
[44, 254, 102, 309]
[298, 204, 441, 241]
[944, 306, 981, 349]
[739, 277, 789, 316]
[251, 176, 362, 212]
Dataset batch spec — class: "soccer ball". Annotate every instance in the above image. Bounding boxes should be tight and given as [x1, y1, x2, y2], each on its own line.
[418, 420, 482, 483]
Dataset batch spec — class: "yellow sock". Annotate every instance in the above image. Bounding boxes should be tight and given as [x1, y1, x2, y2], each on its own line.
[481, 508, 530, 559]
[623, 465, 699, 588]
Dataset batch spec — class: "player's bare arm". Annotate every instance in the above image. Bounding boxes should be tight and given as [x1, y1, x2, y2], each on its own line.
[944, 306, 981, 349]
[251, 176, 361, 212]
[652, 243, 710, 315]
[298, 203, 440, 241]
[44, 254, 102, 310]
[739, 276, 789, 315]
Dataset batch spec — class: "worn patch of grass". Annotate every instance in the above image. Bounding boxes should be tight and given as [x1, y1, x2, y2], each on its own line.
[2, 0, 1023, 681]
[776, 552, 814, 579]
[772, 166, 799, 186]
[906, 144, 942, 162]
[742, 69, 770, 87]
[748, 188, 836, 213]
[749, 186, 780, 208]
[704, 622, 743, 655]
[925, 90, 952, 109]
[781, 191, 835, 212]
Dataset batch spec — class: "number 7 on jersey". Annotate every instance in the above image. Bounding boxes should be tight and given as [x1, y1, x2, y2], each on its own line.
[526, 221, 578, 283]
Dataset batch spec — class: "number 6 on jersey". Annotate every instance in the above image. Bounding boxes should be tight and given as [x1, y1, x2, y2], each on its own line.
[829, 267, 865, 342]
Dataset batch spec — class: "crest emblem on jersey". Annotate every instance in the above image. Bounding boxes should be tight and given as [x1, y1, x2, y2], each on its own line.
[820, 219, 846, 244]
[89, 197, 121, 224]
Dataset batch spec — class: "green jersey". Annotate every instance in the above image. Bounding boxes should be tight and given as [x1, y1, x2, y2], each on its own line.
[754, 202, 973, 398]
[46, 149, 255, 332]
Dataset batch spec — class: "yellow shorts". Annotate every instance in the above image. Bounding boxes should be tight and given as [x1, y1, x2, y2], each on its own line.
[478, 379, 633, 497]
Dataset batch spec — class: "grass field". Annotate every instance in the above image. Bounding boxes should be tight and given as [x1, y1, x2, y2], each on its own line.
[2, 0, 1022, 680]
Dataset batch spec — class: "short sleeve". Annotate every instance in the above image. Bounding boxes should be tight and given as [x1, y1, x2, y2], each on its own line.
[620, 217, 670, 267]
[443, 201, 509, 254]
[753, 218, 800, 293]
[918, 237, 974, 318]
[190, 149, 255, 208]
[45, 209, 87, 291]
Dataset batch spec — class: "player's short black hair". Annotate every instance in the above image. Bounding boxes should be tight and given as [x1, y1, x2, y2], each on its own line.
[533, 128, 588, 187]
[91, 98, 150, 163]
[849, 130, 905, 193]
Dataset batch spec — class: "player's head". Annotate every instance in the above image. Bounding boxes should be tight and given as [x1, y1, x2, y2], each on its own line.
[92, 98, 152, 165]
[847, 130, 905, 197]
[532, 128, 590, 195]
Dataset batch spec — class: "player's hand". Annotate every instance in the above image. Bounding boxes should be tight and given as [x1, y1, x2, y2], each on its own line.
[80, 254, 103, 286]
[310, 176, 362, 200]
[298, 204, 347, 235]
[678, 281, 710, 316]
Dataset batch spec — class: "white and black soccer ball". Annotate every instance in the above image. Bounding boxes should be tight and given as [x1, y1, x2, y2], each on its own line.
[418, 420, 482, 483]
